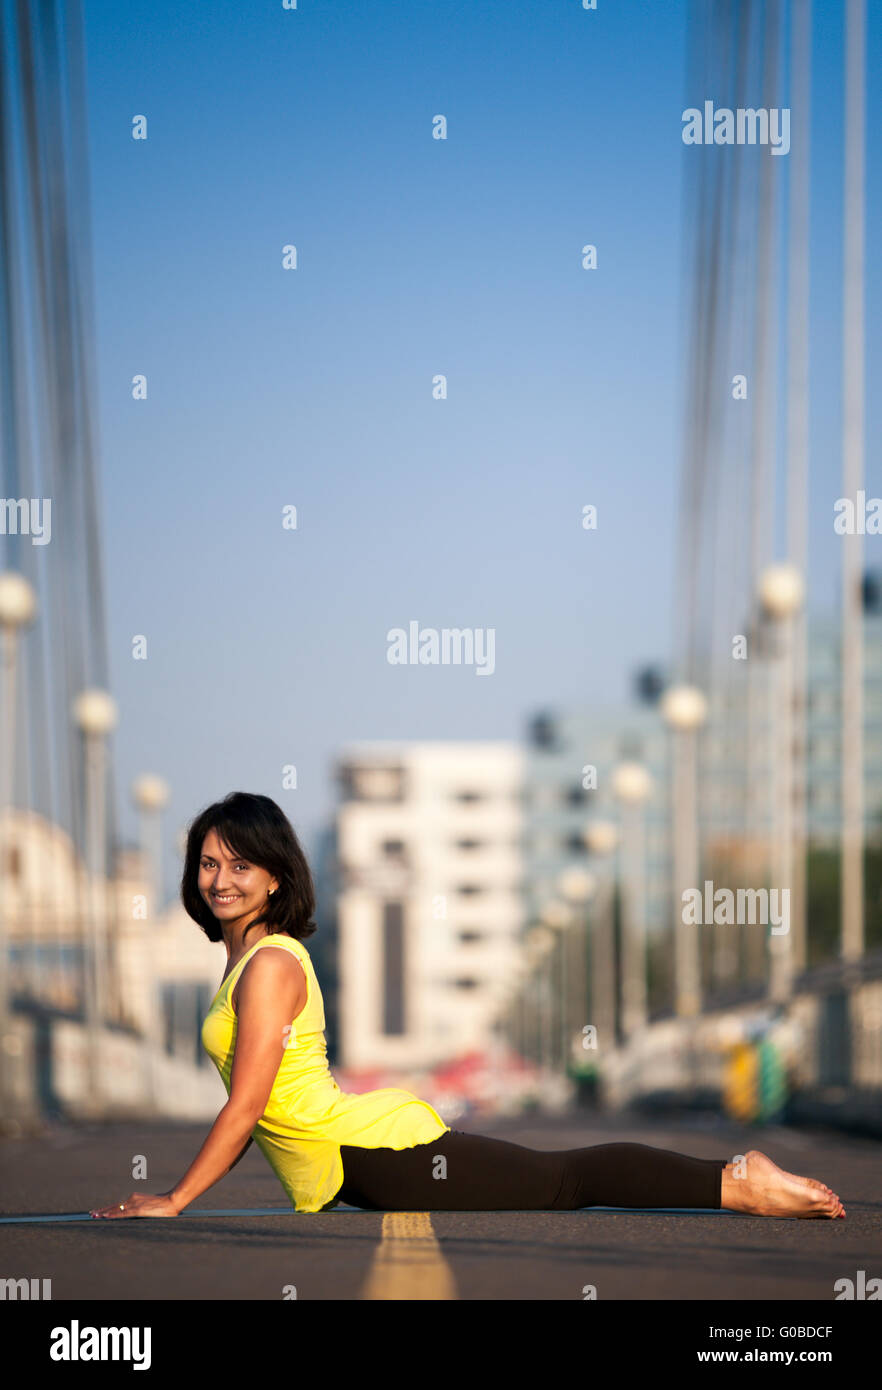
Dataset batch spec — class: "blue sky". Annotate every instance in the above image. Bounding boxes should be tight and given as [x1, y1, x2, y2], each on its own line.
[78, 0, 881, 901]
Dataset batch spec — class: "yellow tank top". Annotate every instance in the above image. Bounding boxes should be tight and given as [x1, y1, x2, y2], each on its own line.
[200, 932, 450, 1212]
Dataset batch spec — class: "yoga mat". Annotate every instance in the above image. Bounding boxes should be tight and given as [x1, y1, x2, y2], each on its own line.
[0, 1208, 309, 1223]
[0, 1204, 737, 1224]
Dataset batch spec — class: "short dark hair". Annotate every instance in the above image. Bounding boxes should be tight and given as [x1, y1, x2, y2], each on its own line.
[180, 791, 317, 944]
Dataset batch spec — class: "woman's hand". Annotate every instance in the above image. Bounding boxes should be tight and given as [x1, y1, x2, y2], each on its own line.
[89, 1191, 181, 1219]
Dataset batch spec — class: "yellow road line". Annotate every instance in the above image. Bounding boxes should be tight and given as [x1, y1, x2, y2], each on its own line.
[359, 1211, 457, 1300]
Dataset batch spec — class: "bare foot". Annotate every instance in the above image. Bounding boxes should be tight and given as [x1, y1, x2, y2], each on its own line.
[720, 1150, 845, 1219]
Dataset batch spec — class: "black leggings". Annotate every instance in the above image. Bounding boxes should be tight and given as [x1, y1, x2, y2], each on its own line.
[332, 1129, 728, 1212]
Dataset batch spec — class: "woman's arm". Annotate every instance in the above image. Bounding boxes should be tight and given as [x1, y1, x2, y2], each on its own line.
[229, 1134, 253, 1170]
[167, 1102, 261, 1211]
[169, 949, 305, 1212]
[91, 1106, 259, 1218]
[90, 948, 305, 1218]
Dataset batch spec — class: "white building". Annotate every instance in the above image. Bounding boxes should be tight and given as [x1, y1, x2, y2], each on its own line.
[0, 809, 225, 1118]
[335, 742, 525, 1070]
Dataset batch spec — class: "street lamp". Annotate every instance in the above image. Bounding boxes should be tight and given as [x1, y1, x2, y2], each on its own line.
[557, 868, 596, 1079]
[523, 925, 548, 1076]
[500, 956, 529, 1080]
[133, 774, 170, 918]
[584, 821, 618, 857]
[73, 688, 118, 1113]
[611, 761, 653, 1039]
[540, 897, 572, 1078]
[529, 919, 562, 1086]
[840, 0, 866, 971]
[0, 572, 38, 1127]
[133, 774, 170, 1111]
[760, 563, 805, 1004]
[582, 820, 619, 1058]
[661, 685, 708, 1018]
[759, 563, 804, 619]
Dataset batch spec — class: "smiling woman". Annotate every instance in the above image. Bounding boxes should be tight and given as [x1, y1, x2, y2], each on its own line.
[90, 791, 450, 1219]
[89, 791, 846, 1223]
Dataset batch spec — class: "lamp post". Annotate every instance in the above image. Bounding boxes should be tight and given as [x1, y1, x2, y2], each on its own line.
[539, 899, 572, 1083]
[841, 0, 865, 968]
[73, 688, 118, 1112]
[556, 868, 596, 1079]
[527, 922, 559, 1089]
[760, 563, 805, 1004]
[582, 820, 619, 1060]
[611, 762, 653, 1039]
[661, 685, 708, 1018]
[505, 955, 527, 1070]
[0, 572, 38, 1127]
[786, 0, 811, 1012]
[520, 936, 542, 1074]
[133, 774, 170, 1111]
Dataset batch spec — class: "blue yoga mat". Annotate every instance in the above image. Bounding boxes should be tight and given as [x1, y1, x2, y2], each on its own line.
[0, 1208, 305, 1223]
[0, 1204, 737, 1224]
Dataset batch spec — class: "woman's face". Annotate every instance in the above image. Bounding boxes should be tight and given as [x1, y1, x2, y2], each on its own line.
[198, 827, 279, 928]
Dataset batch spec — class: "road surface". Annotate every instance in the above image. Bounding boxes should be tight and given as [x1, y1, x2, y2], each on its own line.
[1, 1106, 879, 1302]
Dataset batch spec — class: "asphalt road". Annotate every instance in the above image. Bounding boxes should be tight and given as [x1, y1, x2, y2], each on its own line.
[1, 1107, 879, 1301]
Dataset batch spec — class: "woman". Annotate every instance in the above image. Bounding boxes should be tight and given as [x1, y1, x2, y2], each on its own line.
[91, 792, 845, 1221]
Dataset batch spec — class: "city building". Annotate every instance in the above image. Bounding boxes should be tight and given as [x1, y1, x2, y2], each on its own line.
[334, 742, 525, 1071]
